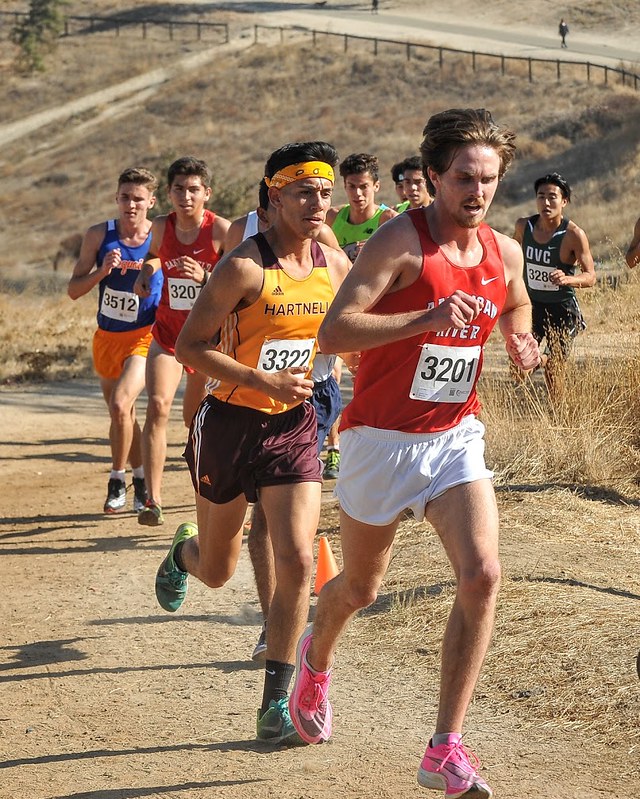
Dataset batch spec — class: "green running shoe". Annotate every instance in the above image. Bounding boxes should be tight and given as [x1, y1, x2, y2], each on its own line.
[256, 697, 305, 746]
[155, 522, 197, 612]
[138, 499, 164, 527]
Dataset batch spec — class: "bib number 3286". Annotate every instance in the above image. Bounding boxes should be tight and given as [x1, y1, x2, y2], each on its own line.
[410, 343, 481, 403]
[258, 338, 315, 372]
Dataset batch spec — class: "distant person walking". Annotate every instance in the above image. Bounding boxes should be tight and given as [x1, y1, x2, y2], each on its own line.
[371, 0, 379, 13]
[559, 18, 569, 48]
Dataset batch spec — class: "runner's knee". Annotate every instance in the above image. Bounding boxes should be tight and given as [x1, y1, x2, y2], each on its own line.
[458, 558, 501, 602]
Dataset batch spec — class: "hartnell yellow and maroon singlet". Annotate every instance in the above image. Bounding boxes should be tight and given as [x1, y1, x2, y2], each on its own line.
[210, 233, 336, 415]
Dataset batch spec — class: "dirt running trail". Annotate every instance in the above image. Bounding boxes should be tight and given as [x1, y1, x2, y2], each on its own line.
[1, 379, 636, 798]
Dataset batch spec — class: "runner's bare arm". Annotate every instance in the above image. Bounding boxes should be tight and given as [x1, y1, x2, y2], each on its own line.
[134, 218, 165, 297]
[496, 232, 540, 370]
[512, 217, 526, 245]
[625, 217, 640, 268]
[212, 215, 231, 256]
[318, 214, 477, 354]
[175, 249, 314, 405]
[67, 224, 114, 300]
[553, 224, 596, 288]
[223, 215, 248, 254]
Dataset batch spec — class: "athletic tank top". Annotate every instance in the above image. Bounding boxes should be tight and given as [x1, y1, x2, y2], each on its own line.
[331, 204, 387, 263]
[155, 209, 222, 332]
[242, 210, 259, 240]
[96, 219, 160, 332]
[211, 233, 336, 414]
[341, 208, 507, 434]
[522, 215, 575, 303]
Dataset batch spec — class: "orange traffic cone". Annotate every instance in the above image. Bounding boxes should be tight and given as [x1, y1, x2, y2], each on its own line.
[314, 536, 339, 595]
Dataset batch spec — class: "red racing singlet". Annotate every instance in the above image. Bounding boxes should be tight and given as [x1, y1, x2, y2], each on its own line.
[153, 209, 222, 353]
[341, 208, 507, 434]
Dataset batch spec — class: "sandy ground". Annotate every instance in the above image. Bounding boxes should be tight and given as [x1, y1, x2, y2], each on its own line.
[1, 378, 639, 799]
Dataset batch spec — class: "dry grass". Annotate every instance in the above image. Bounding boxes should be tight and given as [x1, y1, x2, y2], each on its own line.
[346, 502, 639, 765]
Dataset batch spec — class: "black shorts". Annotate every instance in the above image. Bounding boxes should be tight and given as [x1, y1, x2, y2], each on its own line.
[310, 375, 342, 454]
[532, 296, 586, 359]
[184, 395, 322, 504]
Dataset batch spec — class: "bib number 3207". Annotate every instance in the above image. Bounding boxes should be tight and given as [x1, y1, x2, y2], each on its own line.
[410, 343, 481, 403]
[258, 338, 315, 373]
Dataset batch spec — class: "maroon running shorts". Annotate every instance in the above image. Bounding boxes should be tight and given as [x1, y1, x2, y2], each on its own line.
[184, 395, 322, 504]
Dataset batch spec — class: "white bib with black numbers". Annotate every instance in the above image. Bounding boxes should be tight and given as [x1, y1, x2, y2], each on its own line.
[100, 286, 139, 322]
[257, 338, 315, 373]
[526, 263, 559, 292]
[410, 343, 481, 403]
[168, 277, 201, 310]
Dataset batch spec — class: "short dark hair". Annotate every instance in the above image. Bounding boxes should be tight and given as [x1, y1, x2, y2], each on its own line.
[117, 167, 158, 192]
[167, 156, 211, 188]
[401, 155, 423, 174]
[420, 108, 516, 195]
[390, 161, 404, 184]
[258, 178, 269, 211]
[534, 172, 571, 202]
[264, 141, 338, 181]
[339, 153, 380, 182]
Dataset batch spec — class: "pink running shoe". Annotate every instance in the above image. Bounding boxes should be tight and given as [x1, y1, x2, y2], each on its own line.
[417, 736, 493, 798]
[288, 625, 333, 744]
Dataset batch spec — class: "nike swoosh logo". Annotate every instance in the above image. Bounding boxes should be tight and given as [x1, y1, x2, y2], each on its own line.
[193, 248, 205, 254]
[265, 668, 276, 675]
[481, 276, 498, 285]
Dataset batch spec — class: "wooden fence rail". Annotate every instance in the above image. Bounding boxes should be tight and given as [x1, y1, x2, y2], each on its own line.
[0, 11, 229, 44]
[254, 24, 640, 91]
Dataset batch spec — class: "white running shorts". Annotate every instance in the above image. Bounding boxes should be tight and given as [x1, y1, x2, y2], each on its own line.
[335, 415, 493, 526]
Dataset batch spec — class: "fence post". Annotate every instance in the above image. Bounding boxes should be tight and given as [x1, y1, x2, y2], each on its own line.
[344, 33, 348, 53]
[169, 22, 173, 41]
[280, 26, 284, 44]
[528, 57, 532, 82]
[472, 51, 476, 71]
[142, 21, 147, 39]
[501, 55, 505, 75]
[439, 47, 443, 69]
[604, 65, 608, 85]
[587, 62, 590, 82]
[556, 59, 560, 80]
[374, 37, 378, 56]
[406, 42, 410, 61]
[254, 24, 258, 44]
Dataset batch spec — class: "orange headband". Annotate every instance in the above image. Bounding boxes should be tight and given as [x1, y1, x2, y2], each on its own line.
[265, 161, 335, 189]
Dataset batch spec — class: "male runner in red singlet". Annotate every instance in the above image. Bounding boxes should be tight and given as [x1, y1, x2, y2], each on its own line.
[289, 109, 540, 798]
[155, 142, 350, 744]
[134, 156, 230, 526]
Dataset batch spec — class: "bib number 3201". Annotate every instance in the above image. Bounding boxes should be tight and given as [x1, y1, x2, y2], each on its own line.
[410, 343, 481, 403]
[258, 338, 315, 372]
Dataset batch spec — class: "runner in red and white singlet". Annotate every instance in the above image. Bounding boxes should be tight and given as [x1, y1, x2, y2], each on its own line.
[288, 110, 540, 799]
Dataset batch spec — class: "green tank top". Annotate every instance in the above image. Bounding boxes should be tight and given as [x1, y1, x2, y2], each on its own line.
[331, 205, 386, 263]
[522, 215, 575, 304]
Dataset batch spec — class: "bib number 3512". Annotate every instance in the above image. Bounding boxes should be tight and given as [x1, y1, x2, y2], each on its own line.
[258, 338, 315, 373]
[410, 343, 481, 403]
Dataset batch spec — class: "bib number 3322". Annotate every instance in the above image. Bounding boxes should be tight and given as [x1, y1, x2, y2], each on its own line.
[410, 343, 481, 403]
[258, 338, 315, 373]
